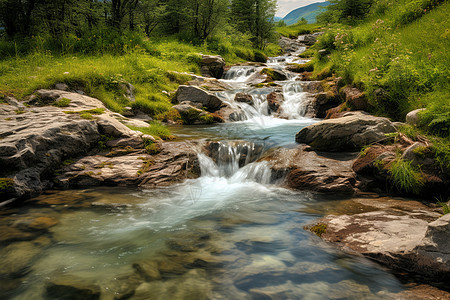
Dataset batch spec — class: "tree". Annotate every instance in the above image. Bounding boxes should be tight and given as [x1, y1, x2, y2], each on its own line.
[0, 0, 37, 37]
[317, 0, 373, 24]
[231, 0, 276, 49]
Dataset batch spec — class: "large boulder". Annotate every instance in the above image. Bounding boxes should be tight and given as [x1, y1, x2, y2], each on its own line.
[309, 197, 449, 283]
[201, 55, 226, 79]
[295, 112, 397, 151]
[175, 85, 224, 112]
[267, 145, 357, 194]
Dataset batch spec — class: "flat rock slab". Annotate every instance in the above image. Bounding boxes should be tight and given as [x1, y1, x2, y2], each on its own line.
[311, 197, 449, 283]
[296, 111, 397, 151]
[267, 145, 357, 194]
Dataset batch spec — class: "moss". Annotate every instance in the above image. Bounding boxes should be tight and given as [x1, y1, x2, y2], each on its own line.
[64, 108, 105, 115]
[62, 159, 74, 166]
[53, 97, 71, 107]
[145, 142, 162, 155]
[155, 108, 182, 123]
[95, 161, 114, 169]
[261, 68, 286, 81]
[128, 122, 172, 140]
[309, 223, 327, 237]
[80, 113, 94, 120]
[137, 157, 155, 176]
[0, 178, 14, 193]
[15, 109, 25, 114]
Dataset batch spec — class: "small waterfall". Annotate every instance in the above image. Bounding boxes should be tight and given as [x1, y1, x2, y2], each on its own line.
[199, 141, 271, 184]
[280, 82, 308, 119]
[224, 66, 256, 81]
[216, 91, 270, 122]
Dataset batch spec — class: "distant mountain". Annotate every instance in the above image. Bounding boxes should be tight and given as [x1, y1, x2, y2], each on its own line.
[274, 16, 283, 22]
[282, 2, 331, 25]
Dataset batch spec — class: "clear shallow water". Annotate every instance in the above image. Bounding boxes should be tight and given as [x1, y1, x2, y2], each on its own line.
[1, 183, 405, 300]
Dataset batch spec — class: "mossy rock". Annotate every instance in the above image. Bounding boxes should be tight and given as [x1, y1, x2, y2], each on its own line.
[261, 68, 287, 81]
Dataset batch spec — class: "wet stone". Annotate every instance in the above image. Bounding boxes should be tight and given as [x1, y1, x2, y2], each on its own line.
[45, 276, 101, 300]
[133, 261, 161, 281]
[0, 241, 42, 277]
[0, 225, 39, 244]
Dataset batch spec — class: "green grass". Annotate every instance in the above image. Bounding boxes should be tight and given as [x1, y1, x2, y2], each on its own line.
[310, 0, 450, 121]
[128, 122, 172, 140]
[388, 158, 424, 194]
[276, 23, 324, 38]
[0, 36, 280, 117]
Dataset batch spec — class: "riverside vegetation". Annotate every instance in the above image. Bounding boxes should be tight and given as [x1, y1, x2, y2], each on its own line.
[277, 0, 449, 200]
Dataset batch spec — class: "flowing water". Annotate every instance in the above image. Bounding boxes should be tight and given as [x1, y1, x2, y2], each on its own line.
[1, 45, 408, 299]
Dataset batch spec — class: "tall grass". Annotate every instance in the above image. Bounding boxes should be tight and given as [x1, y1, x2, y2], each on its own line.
[311, 0, 449, 122]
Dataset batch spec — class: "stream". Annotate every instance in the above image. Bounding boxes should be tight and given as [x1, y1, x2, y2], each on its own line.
[0, 46, 408, 299]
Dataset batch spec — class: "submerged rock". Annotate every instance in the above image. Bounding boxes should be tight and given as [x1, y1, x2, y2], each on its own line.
[46, 275, 101, 300]
[296, 112, 397, 151]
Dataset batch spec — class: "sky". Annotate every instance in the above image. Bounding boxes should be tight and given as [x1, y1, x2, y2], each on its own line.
[276, 0, 328, 17]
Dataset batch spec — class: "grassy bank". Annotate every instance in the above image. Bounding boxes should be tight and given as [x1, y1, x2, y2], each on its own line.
[0, 36, 280, 116]
[308, 0, 449, 126]
[276, 23, 324, 38]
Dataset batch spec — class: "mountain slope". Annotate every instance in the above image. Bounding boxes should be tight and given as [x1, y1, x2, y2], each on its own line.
[283, 2, 331, 25]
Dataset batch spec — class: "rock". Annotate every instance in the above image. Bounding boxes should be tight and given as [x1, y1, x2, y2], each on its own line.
[201, 55, 226, 79]
[132, 269, 212, 300]
[295, 112, 397, 151]
[267, 92, 283, 115]
[0, 241, 42, 277]
[119, 82, 135, 101]
[311, 197, 447, 283]
[299, 81, 324, 94]
[133, 261, 161, 281]
[46, 276, 101, 300]
[278, 36, 305, 53]
[267, 145, 357, 194]
[175, 85, 224, 112]
[414, 214, 450, 281]
[187, 77, 232, 91]
[261, 68, 287, 81]
[298, 33, 321, 46]
[402, 142, 434, 167]
[106, 136, 145, 149]
[342, 86, 369, 111]
[0, 226, 38, 243]
[96, 114, 138, 138]
[4, 97, 26, 110]
[26, 216, 59, 231]
[54, 83, 69, 91]
[234, 93, 253, 105]
[406, 108, 426, 126]
[120, 118, 150, 128]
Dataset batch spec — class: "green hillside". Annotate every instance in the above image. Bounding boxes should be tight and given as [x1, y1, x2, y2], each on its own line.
[283, 2, 331, 24]
[309, 0, 449, 134]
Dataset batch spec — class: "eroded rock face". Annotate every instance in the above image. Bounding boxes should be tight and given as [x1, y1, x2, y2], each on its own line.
[309, 197, 449, 283]
[295, 112, 397, 151]
[0, 90, 198, 202]
[175, 85, 224, 112]
[267, 145, 357, 194]
[58, 142, 201, 189]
